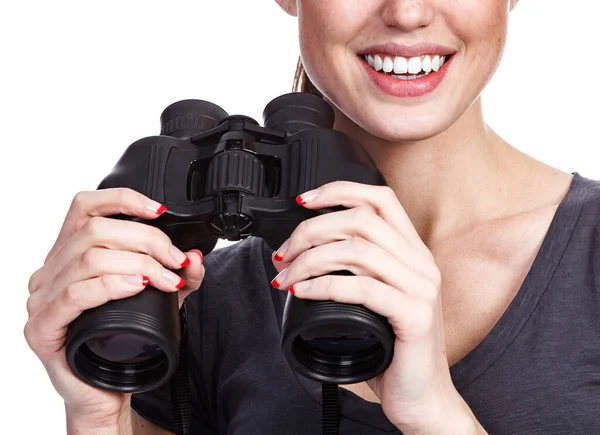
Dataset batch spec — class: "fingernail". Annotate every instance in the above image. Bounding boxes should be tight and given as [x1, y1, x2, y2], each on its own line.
[274, 239, 290, 262]
[123, 275, 148, 288]
[143, 197, 167, 214]
[164, 270, 186, 289]
[296, 189, 320, 205]
[170, 245, 188, 267]
[271, 268, 289, 289]
[290, 281, 309, 295]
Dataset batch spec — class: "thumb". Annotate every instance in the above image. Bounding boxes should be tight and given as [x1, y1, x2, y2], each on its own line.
[177, 249, 205, 307]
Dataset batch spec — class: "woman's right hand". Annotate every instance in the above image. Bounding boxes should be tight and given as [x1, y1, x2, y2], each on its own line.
[24, 188, 206, 426]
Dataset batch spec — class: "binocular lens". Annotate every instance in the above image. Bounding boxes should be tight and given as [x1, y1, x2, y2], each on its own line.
[66, 287, 180, 393]
[72, 330, 170, 393]
[282, 298, 395, 384]
[84, 332, 163, 364]
[302, 336, 380, 357]
[291, 326, 386, 384]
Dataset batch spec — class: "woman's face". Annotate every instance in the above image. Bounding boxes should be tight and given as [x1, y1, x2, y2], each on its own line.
[278, 0, 518, 142]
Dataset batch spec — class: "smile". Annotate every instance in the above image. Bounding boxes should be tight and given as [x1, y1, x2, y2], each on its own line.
[357, 51, 455, 98]
[362, 54, 450, 80]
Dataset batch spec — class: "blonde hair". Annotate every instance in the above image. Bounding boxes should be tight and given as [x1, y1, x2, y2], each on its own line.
[292, 56, 323, 98]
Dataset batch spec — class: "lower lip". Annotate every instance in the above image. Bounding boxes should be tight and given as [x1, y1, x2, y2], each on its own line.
[359, 55, 453, 98]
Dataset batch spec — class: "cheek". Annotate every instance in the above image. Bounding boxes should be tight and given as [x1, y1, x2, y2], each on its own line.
[297, 0, 368, 76]
[297, 0, 335, 51]
[298, 0, 363, 40]
[445, 1, 509, 60]
[439, 0, 510, 98]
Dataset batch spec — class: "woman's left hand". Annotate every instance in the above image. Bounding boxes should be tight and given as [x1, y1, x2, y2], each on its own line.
[270, 181, 475, 433]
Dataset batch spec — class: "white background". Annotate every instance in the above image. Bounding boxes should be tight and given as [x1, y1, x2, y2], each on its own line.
[2, 0, 599, 432]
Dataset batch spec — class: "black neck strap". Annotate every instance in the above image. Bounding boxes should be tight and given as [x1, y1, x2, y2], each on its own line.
[171, 303, 190, 435]
[322, 383, 340, 435]
[170, 303, 342, 435]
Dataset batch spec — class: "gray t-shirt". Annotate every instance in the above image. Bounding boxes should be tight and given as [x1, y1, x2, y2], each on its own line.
[131, 171, 600, 434]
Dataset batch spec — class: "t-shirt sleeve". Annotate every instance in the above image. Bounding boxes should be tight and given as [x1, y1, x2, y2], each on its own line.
[130, 289, 217, 434]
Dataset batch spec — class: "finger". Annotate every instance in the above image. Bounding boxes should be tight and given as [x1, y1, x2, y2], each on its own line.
[296, 181, 426, 249]
[51, 248, 186, 299]
[271, 251, 290, 274]
[273, 206, 433, 278]
[24, 274, 149, 359]
[47, 188, 167, 263]
[176, 249, 206, 307]
[283, 274, 441, 339]
[41, 216, 188, 285]
[271, 238, 433, 300]
[26, 289, 47, 318]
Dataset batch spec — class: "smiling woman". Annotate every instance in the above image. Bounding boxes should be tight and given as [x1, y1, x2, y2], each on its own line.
[287, 0, 513, 141]
[22, 1, 600, 434]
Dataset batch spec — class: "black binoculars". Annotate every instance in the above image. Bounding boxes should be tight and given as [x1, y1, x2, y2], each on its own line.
[65, 92, 395, 393]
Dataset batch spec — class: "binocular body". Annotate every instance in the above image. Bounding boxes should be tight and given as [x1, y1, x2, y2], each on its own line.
[66, 92, 395, 393]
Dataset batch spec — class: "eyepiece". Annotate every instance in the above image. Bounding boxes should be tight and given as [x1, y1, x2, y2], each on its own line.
[160, 99, 229, 138]
[263, 92, 335, 133]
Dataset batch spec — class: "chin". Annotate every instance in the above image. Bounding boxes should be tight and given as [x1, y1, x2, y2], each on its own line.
[325, 88, 454, 141]
[344, 105, 456, 143]
[369, 119, 443, 142]
[318, 78, 463, 144]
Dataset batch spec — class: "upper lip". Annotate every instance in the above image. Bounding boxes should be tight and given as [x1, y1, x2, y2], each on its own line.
[359, 42, 456, 58]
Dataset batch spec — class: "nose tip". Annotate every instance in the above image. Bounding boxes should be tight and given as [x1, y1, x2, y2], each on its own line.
[380, 0, 434, 31]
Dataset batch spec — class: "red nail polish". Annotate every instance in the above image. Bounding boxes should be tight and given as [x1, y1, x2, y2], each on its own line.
[176, 278, 186, 290]
[296, 195, 306, 205]
[271, 278, 280, 289]
[142, 276, 150, 286]
[180, 257, 191, 268]
[156, 204, 168, 215]
[274, 253, 284, 262]
[289, 284, 296, 295]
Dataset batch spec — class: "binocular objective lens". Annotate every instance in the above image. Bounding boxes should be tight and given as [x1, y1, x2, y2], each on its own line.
[84, 332, 163, 364]
[302, 336, 380, 357]
[299, 327, 380, 357]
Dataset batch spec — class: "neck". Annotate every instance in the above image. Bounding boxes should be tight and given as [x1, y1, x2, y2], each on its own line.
[333, 98, 550, 246]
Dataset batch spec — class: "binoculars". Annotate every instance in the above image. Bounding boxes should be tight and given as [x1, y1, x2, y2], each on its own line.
[65, 92, 395, 393]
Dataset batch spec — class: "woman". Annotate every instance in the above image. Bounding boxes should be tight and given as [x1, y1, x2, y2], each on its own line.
[24, 0, 600, 433]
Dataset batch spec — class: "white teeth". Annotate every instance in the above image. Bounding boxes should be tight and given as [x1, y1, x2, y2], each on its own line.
[422, 55, 432, 73]
[374, 55, 383, 71]
[393, 56, 408, 74]
[363, 53, 449, 77]
[408, 57, 421, 74]
[382, 57, 394, 73]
